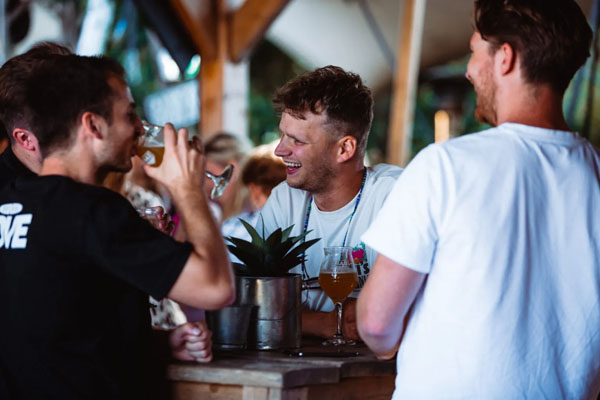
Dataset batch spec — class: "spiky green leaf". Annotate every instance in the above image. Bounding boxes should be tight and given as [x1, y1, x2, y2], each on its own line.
[239, 219, 264, 248]
[279, 238, 321, 271]
[265, 228, 283, 249]
[280, 225, 294, 242]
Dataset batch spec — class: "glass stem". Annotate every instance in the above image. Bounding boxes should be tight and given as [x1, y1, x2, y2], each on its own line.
[335, 302, 343, 337]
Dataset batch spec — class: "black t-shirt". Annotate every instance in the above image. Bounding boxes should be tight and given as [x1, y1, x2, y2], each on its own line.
[0, 146, 35, 187]
[0, 175, 192, 399]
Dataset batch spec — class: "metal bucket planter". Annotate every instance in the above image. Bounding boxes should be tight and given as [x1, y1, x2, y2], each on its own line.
[236, 274, 301, 350]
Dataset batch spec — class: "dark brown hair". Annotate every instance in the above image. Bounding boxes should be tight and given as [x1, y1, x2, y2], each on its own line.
[273, 65, 373, 155]
[241, 155, 286, 196]
[24, 54, 125, 157]
[0, 42, 72, 141]
[474, 0, 592, 93]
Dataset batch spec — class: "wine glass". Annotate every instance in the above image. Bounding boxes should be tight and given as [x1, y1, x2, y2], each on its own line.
[318, 246, 359, 346]
[137, 120, 234, 199]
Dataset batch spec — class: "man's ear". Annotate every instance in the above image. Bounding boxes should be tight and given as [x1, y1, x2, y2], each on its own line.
[336, 136, 358, 163]
[81, 111, 105, 140]
[12, 129, 38, 151]
[498, 42, 516, 76]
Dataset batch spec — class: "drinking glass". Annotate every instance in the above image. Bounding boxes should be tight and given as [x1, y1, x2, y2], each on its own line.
[137, 120, 234, 199]
[318, 246, 359, 346]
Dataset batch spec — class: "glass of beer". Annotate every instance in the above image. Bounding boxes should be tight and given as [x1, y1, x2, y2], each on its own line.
[318, 246, 359, 346]
[137, 120, 234, 199]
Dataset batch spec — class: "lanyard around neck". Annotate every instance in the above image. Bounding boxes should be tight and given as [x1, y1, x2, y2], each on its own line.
[300, 167, 367, 280]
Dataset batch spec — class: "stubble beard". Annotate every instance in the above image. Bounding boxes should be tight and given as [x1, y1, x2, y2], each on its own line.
[288, 156, 335, 195]
[473, 69, 497, 126]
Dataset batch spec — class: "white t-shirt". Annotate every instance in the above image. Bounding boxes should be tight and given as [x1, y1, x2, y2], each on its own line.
[259, 164, 402, 311]
[363, 123, 600, 399]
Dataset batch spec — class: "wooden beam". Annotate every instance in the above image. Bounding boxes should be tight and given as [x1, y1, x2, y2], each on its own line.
[170, 0, 217, 60]
[386, 0, 427, 166]
[199, 0, 226, 137]
[228, 0, 290, 63]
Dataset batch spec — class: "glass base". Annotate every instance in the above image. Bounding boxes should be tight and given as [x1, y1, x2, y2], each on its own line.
[321, 335, 357, 347]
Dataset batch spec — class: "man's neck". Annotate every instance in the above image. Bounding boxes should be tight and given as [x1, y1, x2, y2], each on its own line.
[312, 165, 365, 212]
[11, 144, 42, 174]
[496, 83, 570, 131]
[40, 154, 101, 185]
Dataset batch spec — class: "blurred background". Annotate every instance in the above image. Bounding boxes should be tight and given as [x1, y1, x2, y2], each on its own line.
[1, 0, 598, 166]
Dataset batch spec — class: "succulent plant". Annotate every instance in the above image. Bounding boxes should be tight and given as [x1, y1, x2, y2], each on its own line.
[226, 219, 320, 277]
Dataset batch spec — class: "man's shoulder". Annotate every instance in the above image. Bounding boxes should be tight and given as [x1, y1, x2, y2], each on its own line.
[0, 147, 35, 186]
[367, 164, 403, 187]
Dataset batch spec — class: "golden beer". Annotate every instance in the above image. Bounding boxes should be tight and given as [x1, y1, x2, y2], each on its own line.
[136, 146, 164, 166]
[318, 271, 358, 302]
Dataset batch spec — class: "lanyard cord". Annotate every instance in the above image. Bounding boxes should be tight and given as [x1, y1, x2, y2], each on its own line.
[300, 168, 367, 280]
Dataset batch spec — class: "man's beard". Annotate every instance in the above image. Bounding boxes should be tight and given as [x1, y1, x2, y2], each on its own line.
[289, 156, 335, 195]
[473, 70, 497, 126]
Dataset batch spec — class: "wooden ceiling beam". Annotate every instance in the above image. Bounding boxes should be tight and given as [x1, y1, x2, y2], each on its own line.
[228, 0, 290, 63]
[170, 0, 217, 60]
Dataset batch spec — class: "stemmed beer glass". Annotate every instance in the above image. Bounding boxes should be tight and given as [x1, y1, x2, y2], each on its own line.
[137, 120, 234, 199]
[318, 246, 359, 346]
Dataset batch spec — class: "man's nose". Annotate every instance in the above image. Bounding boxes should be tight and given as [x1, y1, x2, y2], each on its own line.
[274, 137, 288, 157]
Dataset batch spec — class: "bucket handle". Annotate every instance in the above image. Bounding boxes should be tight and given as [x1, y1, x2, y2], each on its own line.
[301, 277, 321, 307]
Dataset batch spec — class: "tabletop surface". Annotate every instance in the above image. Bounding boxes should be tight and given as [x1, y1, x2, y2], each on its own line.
[167, 342, 396, 389]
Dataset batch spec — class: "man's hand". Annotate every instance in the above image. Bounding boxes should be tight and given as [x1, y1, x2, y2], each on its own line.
[143, 124, 206, 196]
[302, 298, 360, 340]
[340, 298, 359, 340]
[139, 206, 175, 235]
[169, 321, 213, 363]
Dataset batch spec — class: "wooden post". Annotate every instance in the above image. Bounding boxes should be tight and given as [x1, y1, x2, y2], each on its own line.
[386, 0, 427, 166]
[170, 0, 290, 139]
[198, 0, 226, 138]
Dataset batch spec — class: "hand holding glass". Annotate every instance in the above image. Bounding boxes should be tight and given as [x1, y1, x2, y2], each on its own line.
[137, 120, 234, 199]
[318, 246, 359, 346]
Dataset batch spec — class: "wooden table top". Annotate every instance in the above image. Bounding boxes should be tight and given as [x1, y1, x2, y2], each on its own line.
[167, 342, 396, 389]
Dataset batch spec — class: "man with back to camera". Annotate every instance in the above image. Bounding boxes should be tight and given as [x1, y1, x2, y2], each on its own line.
[357, 0, 600, 398]
[0, 43, 215, 369]
[258, 66, 402, 340]
[0, 42, 71, 185]
[0, 54, 235, 399]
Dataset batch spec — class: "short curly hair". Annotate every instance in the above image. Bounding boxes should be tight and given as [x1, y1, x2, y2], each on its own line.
[273, 65, 373, 156]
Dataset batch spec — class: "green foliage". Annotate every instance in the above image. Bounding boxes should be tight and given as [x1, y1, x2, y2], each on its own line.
[226, 220, 320, 277]
[248, 41, 307, 145]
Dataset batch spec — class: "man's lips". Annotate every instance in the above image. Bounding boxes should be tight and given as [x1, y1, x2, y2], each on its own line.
[284, 161, 301, 174]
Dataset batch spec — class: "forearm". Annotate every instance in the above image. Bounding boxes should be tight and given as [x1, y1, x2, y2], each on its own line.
[302, 310, 335, 338]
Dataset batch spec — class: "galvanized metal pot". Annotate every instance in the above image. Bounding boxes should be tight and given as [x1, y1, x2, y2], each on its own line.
[236, 274, 302, 350]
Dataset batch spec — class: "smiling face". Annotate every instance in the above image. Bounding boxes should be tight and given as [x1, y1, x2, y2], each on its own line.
[97, 76, 142, 173]
[466, 32, 498, 126]
[274, 110, 337, 194]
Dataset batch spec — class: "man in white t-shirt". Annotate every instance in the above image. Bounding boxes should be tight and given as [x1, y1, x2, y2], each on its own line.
[357, 1, 600, 399]
[259, 66, 402, 340]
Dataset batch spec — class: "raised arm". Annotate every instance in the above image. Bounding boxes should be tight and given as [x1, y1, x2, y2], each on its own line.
[145, 124, 235, 310]
[357, 254, 425, 359]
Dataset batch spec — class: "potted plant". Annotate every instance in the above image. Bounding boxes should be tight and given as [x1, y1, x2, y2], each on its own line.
[225, 220, 320, 350]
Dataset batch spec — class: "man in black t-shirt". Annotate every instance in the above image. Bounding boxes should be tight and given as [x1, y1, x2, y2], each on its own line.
[0, 43, 216, 366]
[0, 54, 235, 399]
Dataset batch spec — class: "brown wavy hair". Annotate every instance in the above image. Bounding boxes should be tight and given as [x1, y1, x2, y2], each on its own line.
[273, 65, 373, 157]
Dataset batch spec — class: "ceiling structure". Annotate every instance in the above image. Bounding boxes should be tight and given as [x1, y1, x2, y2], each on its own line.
[266, 0, 594, 93]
